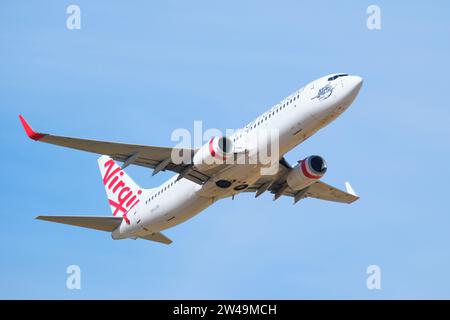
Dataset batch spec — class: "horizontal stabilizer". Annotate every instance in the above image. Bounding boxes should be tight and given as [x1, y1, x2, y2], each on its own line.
[36, 215, 123, 232]
[139, 232, 172, 245]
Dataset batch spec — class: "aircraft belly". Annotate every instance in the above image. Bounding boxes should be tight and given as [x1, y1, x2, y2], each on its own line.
[140, 180, 213, 232]
[149, 194, 213, 231]
[197, 164, 263, 198]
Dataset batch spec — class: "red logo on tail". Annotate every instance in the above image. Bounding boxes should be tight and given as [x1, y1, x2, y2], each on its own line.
[103, 159, 141, 224]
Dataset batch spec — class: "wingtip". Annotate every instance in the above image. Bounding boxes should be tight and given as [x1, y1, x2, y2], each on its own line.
[18, 114, 46, 141]
[345, 181, 358, 197]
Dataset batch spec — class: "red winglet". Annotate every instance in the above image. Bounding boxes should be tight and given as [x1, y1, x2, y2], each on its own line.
[18, 115, 46, 141]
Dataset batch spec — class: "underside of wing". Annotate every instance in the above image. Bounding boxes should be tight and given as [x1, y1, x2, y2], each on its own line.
[305, 181, 359, 203]
[245, 157, 292, 197]
[36, 215, 123, 232]
[19, 115, 210, 185]
[247, 158, 359, 204]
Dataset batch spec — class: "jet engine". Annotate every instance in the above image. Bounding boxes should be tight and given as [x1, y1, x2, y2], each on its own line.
[286, 155, 327, 191]
[193, 136, 234, 171]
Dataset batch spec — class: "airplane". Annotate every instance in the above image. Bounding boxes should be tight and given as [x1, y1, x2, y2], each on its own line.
[20, 73, 363, 245]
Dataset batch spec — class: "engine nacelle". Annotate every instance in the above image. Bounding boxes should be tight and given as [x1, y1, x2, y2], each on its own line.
[286, 155, 327, 191]
[193, 136, 234, 171]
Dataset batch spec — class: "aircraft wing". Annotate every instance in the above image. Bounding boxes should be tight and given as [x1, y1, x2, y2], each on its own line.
[262, 180, 359, 204]
[19, 115, 209, 185]
[247, 159, 359, 204]
[301, 181, 359, 203]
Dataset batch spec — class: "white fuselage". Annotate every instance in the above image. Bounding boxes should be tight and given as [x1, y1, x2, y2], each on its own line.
[112, 74, 363, 240]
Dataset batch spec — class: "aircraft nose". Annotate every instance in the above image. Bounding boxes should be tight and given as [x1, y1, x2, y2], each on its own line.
[309, 74, 363, 124]
[347, 75, 363, 97]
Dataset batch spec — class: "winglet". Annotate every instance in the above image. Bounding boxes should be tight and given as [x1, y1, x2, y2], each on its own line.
[18, 115, 46, 141]
[345, 181, 357, 196]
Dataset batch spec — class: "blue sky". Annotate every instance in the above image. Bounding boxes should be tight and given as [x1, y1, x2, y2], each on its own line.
[1, 0, 450, 299]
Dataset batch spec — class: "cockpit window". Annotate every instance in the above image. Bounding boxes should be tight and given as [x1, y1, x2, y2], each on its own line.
[328, 74, 348, 81]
